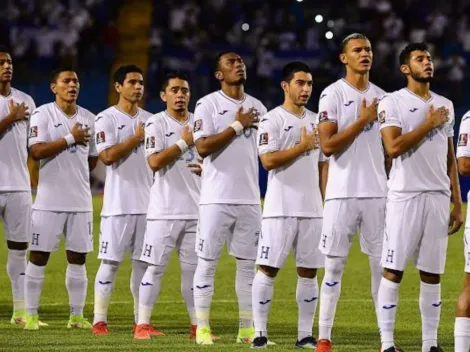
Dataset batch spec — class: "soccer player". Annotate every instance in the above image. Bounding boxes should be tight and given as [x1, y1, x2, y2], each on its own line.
[316, 33, 387, 352]
[192, 52, 267, 345]
[91, 65, 153, 335]
[134, 72, 204, 339]
[455, 111, 470, 352]
[0, 45, 37, 326]
[24, 68, 99, 330]
[251, 62, 327, 349]
[377, 42, 462, 352]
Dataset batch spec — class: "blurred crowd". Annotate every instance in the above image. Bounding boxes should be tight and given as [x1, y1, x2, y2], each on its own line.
[3, 0, 470, 110]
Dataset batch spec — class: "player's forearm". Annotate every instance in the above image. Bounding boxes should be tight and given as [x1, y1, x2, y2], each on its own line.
[195, 127, 237, 158]
[147, 145, 183, 172]
[29, 138, 68, 160]
[320, 119, 369, 157]
[448, 151, 462, 207]
[384, 120, 434, 158]
[260, 144, 308, 171]
[0, 114, 16, 135]
[88, 157, 98, 171]
[458, 157, 470, 176]
[319, 161, 328, 201]
[99, 136, 141, 165]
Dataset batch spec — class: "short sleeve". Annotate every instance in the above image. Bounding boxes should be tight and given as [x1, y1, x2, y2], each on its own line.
[193, 100, 216, 142]
[28, 109, 49, 146]
[95, 115, 117, 154]
[318, 88, 338, 124]
[457, 112, 470, 159]
[144, 118, 165, 158]
[446, 102, 455, 138]
[88, 116, 98, 157]
[378, 95, 402, 130]
[258, 115, 279, 156]
[27, 96, 36, 113]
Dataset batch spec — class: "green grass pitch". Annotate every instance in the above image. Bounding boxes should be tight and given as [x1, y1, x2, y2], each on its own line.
[0, 197, 465, 351]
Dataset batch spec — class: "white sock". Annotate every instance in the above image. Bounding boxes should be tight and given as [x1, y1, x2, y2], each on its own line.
[193, 258, 217, 328]
[377, 277, 400, 351]
[138, 265, 164, 325]
[369, 256, 382, 312]
[7, 249, 27, 311]
[180, 261, 197, 325]
[66, 263, 87, 316]
[130, 260, 147, 324]
[455, 317, 470, 352]
[93, 261, 119, 324]
[25, 262, 46, 315]
[252, 270, 274, 338]
[297, 276, 318, 340]
[318, 256, 346, 340]
[420, 282, 441, 352]
[236, 259, 255, 329]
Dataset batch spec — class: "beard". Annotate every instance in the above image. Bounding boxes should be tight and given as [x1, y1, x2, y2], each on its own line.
[410, 69, 433, 83]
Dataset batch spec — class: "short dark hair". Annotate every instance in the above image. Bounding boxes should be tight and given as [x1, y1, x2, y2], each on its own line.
[113, 65, 143, 85]
[0, 45, 11, 55]
[340, 33, 369, 53]
[160, 71, 190, 92]
[50, 67, 76, 83]
[280, 62, 311, 83]
[399, 42, 429, 65]
[214, 51, 235, 72]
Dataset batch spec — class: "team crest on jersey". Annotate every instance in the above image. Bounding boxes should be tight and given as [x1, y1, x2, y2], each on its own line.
[378, 111, 386, 124]
[96, 131, 105, 144]
[30, 126, 38, 137]
[459, 133, 468, 147]
[146, 136, 155, 149]
[259, 132, 268, 145]
[319, 111, 328, 122]
[194, 119, 202, 132]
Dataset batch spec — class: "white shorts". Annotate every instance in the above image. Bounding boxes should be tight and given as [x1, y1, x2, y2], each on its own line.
[320, 198, 386, 257]
[0, 191, 32, 243]
[256, 217, 324, 269]
[31, 210, 93, 253]
[98, 214, 146, 262]
[464, 228, 470, 273]
[196, 204, 261, 261]
[140, 219, 198, 266]
[382, 193, 449, 274]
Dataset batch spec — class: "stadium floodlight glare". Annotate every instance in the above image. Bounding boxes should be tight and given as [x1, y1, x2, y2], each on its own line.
[241, 23, 250, 31]
[296, 0, 303, 2]
[325, 31, 334, 39]
[315, 15, 323, 23]
[327, 20, 334, 28]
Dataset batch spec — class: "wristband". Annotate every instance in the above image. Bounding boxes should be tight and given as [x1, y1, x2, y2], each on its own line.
[64, 133, 76, 146]
[230, 121, 244, 135]
[176, 139, 189, 153]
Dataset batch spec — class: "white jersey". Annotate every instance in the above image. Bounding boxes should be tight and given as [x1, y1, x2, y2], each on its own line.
[457, 111, 470, 212]
[145, 111, 200, 219]
[29, 102, 98, 212]
[379, 88, 454, 201]
[95, 106, 153, 216]
[193, 90, 267, 205]
[0, 88, 36, 191]
[318, 79, 387, 200]
[259, 106, 325, 218]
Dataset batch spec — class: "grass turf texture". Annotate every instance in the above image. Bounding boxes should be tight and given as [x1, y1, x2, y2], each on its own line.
[0, 196, 465, 351]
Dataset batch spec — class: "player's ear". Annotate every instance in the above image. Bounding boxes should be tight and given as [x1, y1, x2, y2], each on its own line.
[280, 81, 288, 92]
[214, 70, 223, 81]
[114, 82, 122, 94]
[160, 90, 167, 103]
[50, 82, 57, 95]
[339, 53, 347, 65]
[400, 64, 410, 75]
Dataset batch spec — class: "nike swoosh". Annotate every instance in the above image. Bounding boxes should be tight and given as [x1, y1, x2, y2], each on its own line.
[382, 304, 397, 310]
[325, 281, 339, 287]
[432, 302, 442, 307]
[99, 280, 112, 285]
[141, 282, 153, 286]
[304, 297, 318, 303]
[259, 300, 271, 305]
[196, 285, 211, 289]
[54, 123, 62, 127]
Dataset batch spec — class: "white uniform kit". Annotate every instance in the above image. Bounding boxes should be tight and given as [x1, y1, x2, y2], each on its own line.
[193, 90, 267, 260]
[141, 111, 200, 266]
[0, 89, 36, 242]
[257, 106, 325, 269]
[95, 106, 153, 262]
[318, 79, 387, 258]
[29, 103, 97, 253]
[378, 88, 454, 274]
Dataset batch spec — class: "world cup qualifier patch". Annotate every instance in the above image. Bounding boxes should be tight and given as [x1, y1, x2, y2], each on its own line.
[146, 136, 155, 149]
[194, 119, 202, 132]
[459, 133, 468, 147]
[96, 131, 105, 144]
[318, 111, 329, 122]
[259, 132, 268, 145]
[378, 110, 386, 124]
[30, 126, 38, 137]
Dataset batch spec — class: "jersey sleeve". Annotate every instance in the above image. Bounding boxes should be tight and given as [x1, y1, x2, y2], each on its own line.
[457, 112, 470, 158]
[193, 99, 216, 142]
[95, 115, 116, 154]
[318, 88, 338, 124]
[258, 114, 279, 156]
[88, 115, 98, 157]
[28, 109, 49, 146]
[378, 95, 402, 130]
[145, 118, 165, 158]
[446, 102, 455, 138]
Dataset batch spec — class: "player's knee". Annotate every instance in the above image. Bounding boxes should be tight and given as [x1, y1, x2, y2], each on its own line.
[196, 257, 218, 276]
[258, 265, 278, 278]
[297, 267, 317, 278]
[384, 268, 403, 283]
[419, 270, 440, 284]
[325, 255, 347, 277]
[29, 250, 50, 266]
[66, 250, 87, 265]
[6, 240, 28, 251]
